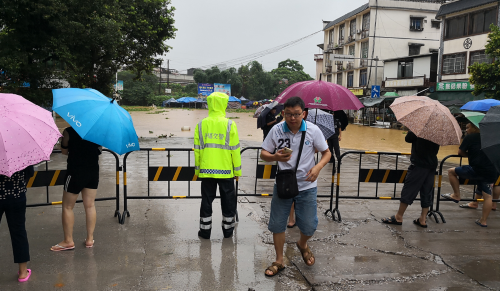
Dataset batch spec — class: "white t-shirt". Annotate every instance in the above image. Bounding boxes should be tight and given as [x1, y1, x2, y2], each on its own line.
[261, 120, 329, 191]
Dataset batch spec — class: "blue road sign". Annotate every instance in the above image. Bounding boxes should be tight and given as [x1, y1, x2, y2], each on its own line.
[371, 85, 381, 98]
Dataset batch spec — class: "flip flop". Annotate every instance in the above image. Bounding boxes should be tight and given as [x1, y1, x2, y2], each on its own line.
[441, 193, 459, 203]
[50, 244, 75, 252]
[475, 219, 487, 227]
[85, 240, 95, 248]
[18, 269, 31, 282]
[286, 223, 296, 228]
[413, 218, 428, 228]
[264, 262, 285, 277]
[459, 203, 477, 209]
[381, 215, 402, 225]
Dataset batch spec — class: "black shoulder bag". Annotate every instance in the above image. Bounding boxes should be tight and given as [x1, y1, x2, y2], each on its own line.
[275, 131, 306, 199]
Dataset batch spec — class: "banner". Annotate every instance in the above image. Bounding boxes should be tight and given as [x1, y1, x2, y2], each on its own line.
[114, 80, 123, 91]
[437, 82, 474, 91]
[214, 83, 231, 96]
[197, 83, 214, 96]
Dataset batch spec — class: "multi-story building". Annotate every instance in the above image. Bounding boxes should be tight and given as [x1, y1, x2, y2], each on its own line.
[433, 0, 499, 101]
[321, 0, 443, 97]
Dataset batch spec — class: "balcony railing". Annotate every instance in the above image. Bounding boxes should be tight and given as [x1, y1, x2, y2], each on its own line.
[335, 61, 343, 66]
[314, 54, 323, 61]
[326, 65, 332, 73]
[360, 30, 369, 39]
[346, 62, 354, 70]
[359, 59, 369, 68]
[347, 35, 356, 43]
[337, 64, 344, 71]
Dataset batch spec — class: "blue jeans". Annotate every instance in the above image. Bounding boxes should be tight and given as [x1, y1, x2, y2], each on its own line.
[268, 185, 318, 236]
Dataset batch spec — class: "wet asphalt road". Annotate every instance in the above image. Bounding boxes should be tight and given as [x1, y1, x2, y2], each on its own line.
[0, 136, 499, 290]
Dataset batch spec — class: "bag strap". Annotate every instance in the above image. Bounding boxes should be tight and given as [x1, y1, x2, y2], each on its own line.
[294, 131, 306, 172]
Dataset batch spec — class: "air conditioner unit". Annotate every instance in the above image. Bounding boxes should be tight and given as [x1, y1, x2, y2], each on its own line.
[357, 29, 361, 34]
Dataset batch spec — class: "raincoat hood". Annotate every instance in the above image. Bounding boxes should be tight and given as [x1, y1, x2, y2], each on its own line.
[207, 92, 228, 117]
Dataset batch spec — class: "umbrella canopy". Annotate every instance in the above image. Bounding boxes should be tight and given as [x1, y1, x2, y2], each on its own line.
[176, 97, 197, 103]
[390, 96, 461, 146]
[383, 92, 400, 97]
[245, 101, 254, 107]
[479, 105, 500, 173]
[0, 93, 62, 177]
[257, 101, 284, 129]
[253, 104, 269, 118]
[228, 96, 242, 103]
[461, 99, 500, 112]
[275, 80, 364, 111]
[52, 88, 140, 155]
[305, 109, 335, 140]
[461, 111, 485, 128]
[239, 96, 248, 101]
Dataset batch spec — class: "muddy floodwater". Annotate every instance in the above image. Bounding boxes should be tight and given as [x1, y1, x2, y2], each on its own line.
[56, 108, 461, 162]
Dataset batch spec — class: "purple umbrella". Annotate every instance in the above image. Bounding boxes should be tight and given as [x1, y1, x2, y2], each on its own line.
[274, 80, 364, 111]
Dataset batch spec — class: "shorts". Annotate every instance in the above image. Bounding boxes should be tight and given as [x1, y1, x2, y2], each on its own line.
[455, 166, 493, 195]
[268, 185, 318, 236]
[64, 169, 99, 194]
[400, 165, 435, 208]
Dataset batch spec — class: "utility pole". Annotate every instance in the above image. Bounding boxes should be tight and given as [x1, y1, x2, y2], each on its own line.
[159, 60, 162, 95]
[167, 59, 170, 89]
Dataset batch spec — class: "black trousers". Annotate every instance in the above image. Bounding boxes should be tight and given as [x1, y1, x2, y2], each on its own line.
[199, 178, 236, 237]
[328, 134, 341, 168]
[0, 197, 30, 263]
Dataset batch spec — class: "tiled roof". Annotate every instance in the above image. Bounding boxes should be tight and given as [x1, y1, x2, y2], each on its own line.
[436, 0, 498, 18]
[323, 3, 370, 31]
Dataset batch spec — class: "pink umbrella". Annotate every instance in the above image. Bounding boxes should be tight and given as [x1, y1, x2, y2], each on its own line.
[274, 80, 364, 110]
[390, 96, 461, 146]
[0, 93, 62, 177]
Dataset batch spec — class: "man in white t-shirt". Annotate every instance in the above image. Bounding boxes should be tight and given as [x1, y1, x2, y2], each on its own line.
[260, 97, 331, 277]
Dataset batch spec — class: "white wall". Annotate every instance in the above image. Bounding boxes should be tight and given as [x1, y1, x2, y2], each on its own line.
[383, 61, 398, 79]
[413, 56, 431, 77]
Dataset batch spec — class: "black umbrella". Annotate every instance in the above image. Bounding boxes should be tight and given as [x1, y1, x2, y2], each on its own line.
[479, 105, 500, 173]
[333, 110, 348, 131]
[257, 101, 284, 129]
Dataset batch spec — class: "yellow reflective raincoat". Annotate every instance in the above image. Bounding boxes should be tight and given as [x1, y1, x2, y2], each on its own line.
[194, 92, 242, 178]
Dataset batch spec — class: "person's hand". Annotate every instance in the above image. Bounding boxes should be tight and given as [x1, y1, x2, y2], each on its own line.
[306, 165, 321, 182]
[274, 149, 292, 162]
[338, 136, 342, 141]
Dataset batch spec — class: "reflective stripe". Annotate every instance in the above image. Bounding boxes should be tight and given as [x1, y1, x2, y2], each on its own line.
[234, 166, 241, 171]
[200, 169, 232, 175]
[229, 144, 240, 150]
[201, 143, 240, 150]
[200, 216, 212, 222]
[195, 166, 200, 170]
[225, 120, 232, 146]
[222, 222, 236, 229]
[194, 145, 201, 150]
[200, 224, 212, 230]
[222, 216, 234, 222]
[197, 121, 204, 149]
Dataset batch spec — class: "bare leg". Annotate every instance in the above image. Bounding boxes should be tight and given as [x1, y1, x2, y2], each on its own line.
[287, 202, 295, 227]
[56, 191, 79, 248]
[447, 168, 461, 200]
[394, 202, 409, 223]
[479, 192, 492, 226]
[419, 207, 429, 226]
[18, 262, 28, 279]
[265, 232, 285, 276]
[297, 232, 315, 265]
[493, 186, 499, 210]
[82, 188, 97, 247]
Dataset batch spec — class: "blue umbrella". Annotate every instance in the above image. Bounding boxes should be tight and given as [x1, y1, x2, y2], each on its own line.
[52, 88, 140, 155]
[461, 99, 500, 112]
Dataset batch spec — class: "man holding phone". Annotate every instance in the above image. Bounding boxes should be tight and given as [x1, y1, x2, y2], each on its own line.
[260, 97, 331, 277]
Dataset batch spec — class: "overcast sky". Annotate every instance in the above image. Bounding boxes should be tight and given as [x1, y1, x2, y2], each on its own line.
[161, 0, 368, 78]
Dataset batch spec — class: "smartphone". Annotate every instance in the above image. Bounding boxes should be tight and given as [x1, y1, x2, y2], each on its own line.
[282, 147, 293, 154]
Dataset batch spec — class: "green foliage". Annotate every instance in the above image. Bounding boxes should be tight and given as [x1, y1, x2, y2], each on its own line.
[118, 71, 158, 105]
[0, 0, 176, 103]
[193, 59, 312, 100]
[469, 24, 500, 99]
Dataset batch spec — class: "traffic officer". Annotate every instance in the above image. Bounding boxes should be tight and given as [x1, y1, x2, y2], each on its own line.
[194, 92, 242, 239]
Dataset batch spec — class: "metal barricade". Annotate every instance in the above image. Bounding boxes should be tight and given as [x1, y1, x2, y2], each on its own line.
[26, 149, 121, 223]
[236, 147, 335, 198]
[121, 148, 200, 224]
[325, 151, 438, 223]
[434, 155, 500, 223]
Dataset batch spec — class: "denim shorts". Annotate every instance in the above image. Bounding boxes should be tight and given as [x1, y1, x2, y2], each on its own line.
[268, 185, 318, 236]
[455, 166, 493, 195]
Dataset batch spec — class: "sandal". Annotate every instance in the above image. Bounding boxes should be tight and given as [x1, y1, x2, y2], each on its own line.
[85, 240, 95, 248]
[459, 203, 477, 209]
[475, 219, 487, 227]
[413, 218, 427, 228]
[264, 262, 285, 277]
[50, 244, 75, 252]
[381, 215, 402, 225]
[296, 242, 315, 266]
[441, 193, 459, 203]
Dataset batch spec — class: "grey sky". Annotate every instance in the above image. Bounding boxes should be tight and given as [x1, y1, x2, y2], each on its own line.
[162, 0, 368, 78]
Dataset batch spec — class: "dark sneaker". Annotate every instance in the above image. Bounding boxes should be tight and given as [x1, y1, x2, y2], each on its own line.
[198, 230, 211, 239]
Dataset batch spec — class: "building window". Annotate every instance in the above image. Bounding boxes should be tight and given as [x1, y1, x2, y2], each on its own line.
[361, 42, 369, 58]
[442, 53, 467, 74]
[431, 20, 440, 29]
[348, 45, 355, 56]
[398, 60, 413, 78]
[410, 17, 424, 31]
[350, 19, 356, 36]
[409, 45, 421, 56]
[339, 24, 345, 44]
[337, 73, 342, 86]
[347, 71, 354, 88]
[470, 50, 493, 65]
[329, 29, 335, 44]
[362, 13, 370, 31]
[359, 69, 367, 86]
[445, 8, 497, 40]
[327, 74, 332, 82]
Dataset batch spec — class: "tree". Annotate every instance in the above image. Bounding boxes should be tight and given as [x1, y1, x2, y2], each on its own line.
[469, 24, 500, 99]
[118, 71, 158, 105]
[271, 59, 313, 96]
[0, 0, 176, 103]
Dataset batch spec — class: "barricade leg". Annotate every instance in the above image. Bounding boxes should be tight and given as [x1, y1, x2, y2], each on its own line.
[325, 153, 344, 222]
[120, 152, 132, 224]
